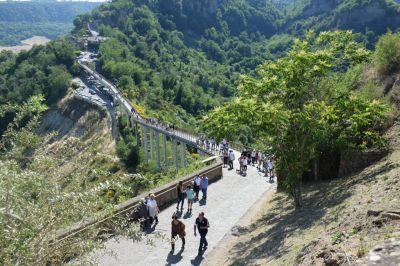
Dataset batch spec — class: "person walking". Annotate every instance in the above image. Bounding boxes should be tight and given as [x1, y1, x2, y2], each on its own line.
[267, 158, 274, 181]
[194, 212, 210, 256]
[193, 175, 201, 200]
[238, 155, 244, 174]
[146, 193, 160, 225]
[223, 148, 229, 168]
[242, 155, 248, 175]
[186, 185, 194, 212]
[251, 149, 256, 166]
[200, 175, 209, 200]
[136, 198, 149, 228]
[228, 149, 235, 170]
[170, 213, 186, 253]
[176, 181, 185, 212]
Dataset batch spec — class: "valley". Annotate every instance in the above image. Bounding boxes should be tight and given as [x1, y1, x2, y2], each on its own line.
[0, 35, 50, 53]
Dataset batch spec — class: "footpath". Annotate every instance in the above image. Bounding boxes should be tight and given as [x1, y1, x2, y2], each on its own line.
[94, 151, 275, 266]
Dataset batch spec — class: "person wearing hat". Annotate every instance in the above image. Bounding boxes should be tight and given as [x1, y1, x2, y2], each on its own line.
[170, 213, 186, 253]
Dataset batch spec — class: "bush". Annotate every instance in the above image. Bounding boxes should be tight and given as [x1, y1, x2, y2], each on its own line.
[116, 140, 140, 168]
[374, 31, 400, 76]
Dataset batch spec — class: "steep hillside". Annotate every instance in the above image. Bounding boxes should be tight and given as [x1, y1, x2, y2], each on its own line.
[38, 92, 123, 192]
[71, 0, 400, 127]
[282, 0, 400, 45]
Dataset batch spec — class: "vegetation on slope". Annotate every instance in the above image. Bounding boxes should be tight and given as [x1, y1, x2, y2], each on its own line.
[0, 39, 77, 136]
[71, 0, 400, 129]
[203, 31, 389, 207]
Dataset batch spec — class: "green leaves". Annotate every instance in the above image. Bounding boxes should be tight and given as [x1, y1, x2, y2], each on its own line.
[203, 31, 387, 207]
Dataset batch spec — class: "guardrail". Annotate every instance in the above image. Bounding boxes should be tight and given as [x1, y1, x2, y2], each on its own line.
[79, 62, 211, 155]
[55, 156, 223, 242]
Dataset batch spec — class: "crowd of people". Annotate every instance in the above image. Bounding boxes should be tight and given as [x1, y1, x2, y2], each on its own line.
[136, 174, 210, 256]
[135, 137, 274, 258]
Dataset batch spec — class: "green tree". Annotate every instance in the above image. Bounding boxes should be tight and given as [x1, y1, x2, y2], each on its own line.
[203, 31, 387, 207]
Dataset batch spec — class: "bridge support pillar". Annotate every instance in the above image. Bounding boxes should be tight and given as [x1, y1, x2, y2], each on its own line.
[181, 142, 186, 168]
[155, 131, 161, 170]
[150, 129, 154, 159]
[143, 126, 148, 163]
[140, 125, 146, 147]
[173, 139, 178, 169]
[163, 134, 168, 171]
[135, 122, 139, 145]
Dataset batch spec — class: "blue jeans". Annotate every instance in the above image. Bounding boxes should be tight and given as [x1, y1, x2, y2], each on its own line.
[199, 233, 208, 251]
[201, 188, 207, 199]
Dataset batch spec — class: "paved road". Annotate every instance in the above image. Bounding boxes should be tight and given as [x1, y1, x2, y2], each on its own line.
[93, 151, 274, 266]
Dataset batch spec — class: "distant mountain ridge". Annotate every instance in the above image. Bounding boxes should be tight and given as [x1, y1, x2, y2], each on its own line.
[282, 0, 400, 41]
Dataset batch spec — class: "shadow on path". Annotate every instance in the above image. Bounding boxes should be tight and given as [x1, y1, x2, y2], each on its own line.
[165, 249, 184, 265]
[190, 255, 204, 266]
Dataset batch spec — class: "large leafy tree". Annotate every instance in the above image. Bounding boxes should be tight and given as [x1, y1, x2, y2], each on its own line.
[203, 31, 388, 207]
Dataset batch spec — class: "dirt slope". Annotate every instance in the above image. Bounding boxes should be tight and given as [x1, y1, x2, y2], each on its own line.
[212, 123, 400, 266]
[38, 93, 123, 191]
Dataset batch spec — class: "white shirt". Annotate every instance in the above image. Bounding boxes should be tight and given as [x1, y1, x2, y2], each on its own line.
[194, 177, 201, 186]
[229, 151, 235, 161]
[147, 199, 157, 208]
[243, 159, 248, 166]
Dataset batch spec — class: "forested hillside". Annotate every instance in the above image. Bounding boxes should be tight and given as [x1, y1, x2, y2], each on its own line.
[0, 2, 101, 45]
[282, 0, 400, 46]
[71, 0, 400, 128]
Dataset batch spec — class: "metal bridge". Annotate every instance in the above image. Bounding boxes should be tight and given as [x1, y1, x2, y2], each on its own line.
[79, 62, 212, 170]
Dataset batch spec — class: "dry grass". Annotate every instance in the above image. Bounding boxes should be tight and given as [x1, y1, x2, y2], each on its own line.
[220, 126, 400, 266]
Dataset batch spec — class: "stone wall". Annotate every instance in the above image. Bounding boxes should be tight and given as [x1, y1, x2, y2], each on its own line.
[338, 149, 387, 178]
[56, 156, 223, 241]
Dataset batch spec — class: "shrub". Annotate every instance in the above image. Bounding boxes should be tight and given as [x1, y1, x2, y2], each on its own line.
[374, 31, 400, 76]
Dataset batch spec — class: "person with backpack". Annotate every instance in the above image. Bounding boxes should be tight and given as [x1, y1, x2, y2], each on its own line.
[170, 213, 186, 253]
[176, 181, 185, 212]
[194, 212, 210, 256]
[186, 185, 194, 212]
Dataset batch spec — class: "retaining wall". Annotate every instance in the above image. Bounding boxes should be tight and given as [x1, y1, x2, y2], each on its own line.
[56, 156, 222, 241]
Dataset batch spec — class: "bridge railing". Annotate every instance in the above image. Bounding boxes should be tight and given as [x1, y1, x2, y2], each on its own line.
[80, 62, 207, 151]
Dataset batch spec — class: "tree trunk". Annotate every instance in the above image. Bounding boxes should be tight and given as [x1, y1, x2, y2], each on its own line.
[294, 183, 303, 208]
[313, 159, 318, 181]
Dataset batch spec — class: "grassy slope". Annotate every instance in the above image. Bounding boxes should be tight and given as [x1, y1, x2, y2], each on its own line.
[216, 122, 400, 265]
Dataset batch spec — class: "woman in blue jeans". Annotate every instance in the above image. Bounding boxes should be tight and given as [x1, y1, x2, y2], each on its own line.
[200, 176, 208, 200]
[176, 181, 185, 211]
